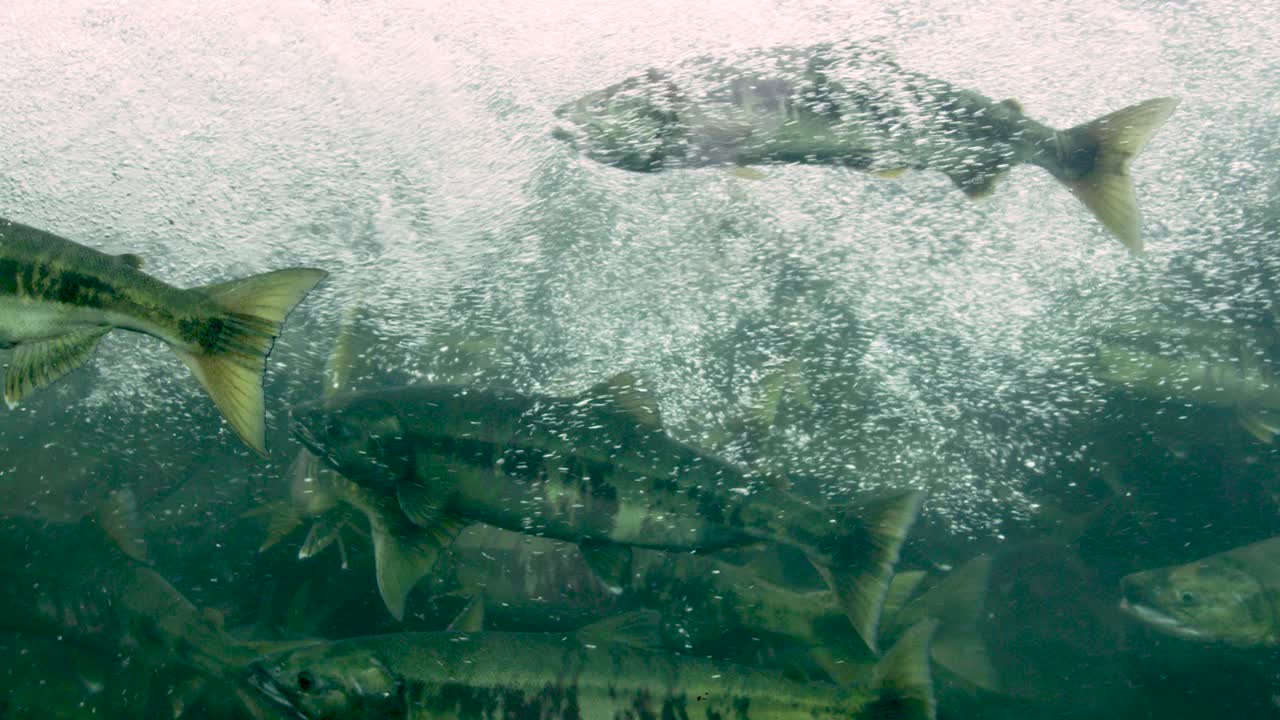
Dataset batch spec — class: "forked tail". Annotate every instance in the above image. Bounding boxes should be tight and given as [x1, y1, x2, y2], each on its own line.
[806, 490, 925, 655]
[175, 268, 327, 455]
[865, 619, 939, 720]
[1059, 97, 1180, 254]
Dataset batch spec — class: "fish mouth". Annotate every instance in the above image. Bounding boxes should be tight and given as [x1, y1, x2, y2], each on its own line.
[289, 404, 340, 472]
[1118, 598, 1205, 640]
[247, 663, 311, 720]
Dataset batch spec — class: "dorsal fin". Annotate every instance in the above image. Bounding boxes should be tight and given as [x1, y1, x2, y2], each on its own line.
[579, 372, 662, 428]
[999, 98, 1023, 113]
[575, 611, 663, 651]
[117, 253, 145, 269]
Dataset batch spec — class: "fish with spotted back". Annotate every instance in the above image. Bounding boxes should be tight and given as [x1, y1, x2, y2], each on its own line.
[248, 612, 939, 720]
[290, 374, 924, 654]
[552, 41, 1179, 253]
[0, 217, 327, 454]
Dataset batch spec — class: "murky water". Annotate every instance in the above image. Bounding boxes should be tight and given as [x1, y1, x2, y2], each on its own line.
[2, 1, 1279, 718]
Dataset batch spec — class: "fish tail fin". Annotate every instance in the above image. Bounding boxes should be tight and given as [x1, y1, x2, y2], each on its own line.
[808, 490, 925, 655]
[175, 268, 327, 455]
[863, 619, 939, 720]
[892, 556, 999, 692]
[1059, 97, 1179, 254]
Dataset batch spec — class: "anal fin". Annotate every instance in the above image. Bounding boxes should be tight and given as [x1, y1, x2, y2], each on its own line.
[4, 327, 111, 408]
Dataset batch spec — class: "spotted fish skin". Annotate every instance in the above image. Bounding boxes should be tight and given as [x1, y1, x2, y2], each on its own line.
[248, 621, 939, 720]
[292, 380, 922, 654]
[552, 41, 1179, 252]
[0, 217, 327, 453]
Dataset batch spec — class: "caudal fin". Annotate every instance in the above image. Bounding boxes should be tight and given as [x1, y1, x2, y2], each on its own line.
[890, 555, 999, 692]
[1061, 97, 1179, 254]
[807, 490, 925, 655]
[866, 619, 939, 720]
[174, 268, 327, 455]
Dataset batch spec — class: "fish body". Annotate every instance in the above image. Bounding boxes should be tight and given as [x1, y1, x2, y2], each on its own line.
[0, 511, 259, 676]
[552, 42, 1178, 252]
[291, 376, 923, 651]
[1119, 536, 1280, 647]
[1095, 320, 1280, 441]
[248, 616, 938, 720]
[0, 218, 327, 454]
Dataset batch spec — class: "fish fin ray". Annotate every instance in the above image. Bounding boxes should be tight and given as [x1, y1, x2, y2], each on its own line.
[892, 555, 992, 633]
[446, 594, 486, 632]
[576, 610, 663, 651]
[809, 490, 924, 654]
[867, 620, 938, 720]
[881, 571, 928, 629]
[1062, 97, 1180, 253]
[933, 626, 1000, 692]
[298, 513, 347, 559]
[370, 513, 455, 621]
[180, 268, 327, 455]
[323, 304, 367, 396]
[3, 327, 110, 407]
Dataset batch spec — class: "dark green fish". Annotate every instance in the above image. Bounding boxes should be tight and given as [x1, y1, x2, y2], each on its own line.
[0, 218, 327, 454]
[248, 613, 939, 720]
[1095, 317, 1280, 443]
[552, 41, 1178, 253]
[290, 376, 923, 653]
[1120, 536, 1280, 647]
[0, 505, 261, 678]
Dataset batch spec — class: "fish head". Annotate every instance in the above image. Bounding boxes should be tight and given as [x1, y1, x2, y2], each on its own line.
[1119, 559, 1274, 646]
[552, 69, 688, 172]
[248, 647, 407, 720]
[290, 393, 414, 491]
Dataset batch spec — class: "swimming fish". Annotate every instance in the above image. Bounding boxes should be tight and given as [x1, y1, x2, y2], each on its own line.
[1095, 318, 1280, 442]
[248, 613, 939, 720]
[552, 42, 1178, 252]
[1120, 535, 1280, 647]
[0, 218, 327, 455]
[290, 375, 924, 653]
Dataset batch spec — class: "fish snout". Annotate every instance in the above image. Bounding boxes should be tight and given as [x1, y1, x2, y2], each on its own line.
[248, 662, 308, 719]
[289, 401, 329, 457]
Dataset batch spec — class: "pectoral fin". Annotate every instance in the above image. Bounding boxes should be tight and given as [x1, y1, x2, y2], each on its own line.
[298, 510, 354, 560]
[4, 327, 111, 408]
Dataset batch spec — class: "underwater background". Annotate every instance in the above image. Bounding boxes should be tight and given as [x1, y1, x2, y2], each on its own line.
[2, 0, 1279, 717]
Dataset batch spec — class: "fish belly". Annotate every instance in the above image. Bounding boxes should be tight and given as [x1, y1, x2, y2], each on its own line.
[0, 295, 108, 345]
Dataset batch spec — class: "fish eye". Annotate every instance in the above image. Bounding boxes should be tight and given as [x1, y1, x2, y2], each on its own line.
[297, 671, 316, 692]
[1180, 591, 1196, 605]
